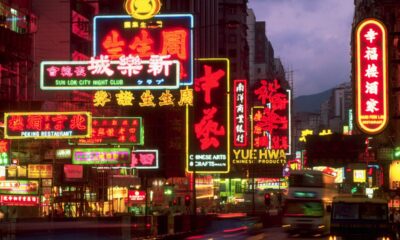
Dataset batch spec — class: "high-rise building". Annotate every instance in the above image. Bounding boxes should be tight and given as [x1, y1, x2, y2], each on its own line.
[219, 0, 249, 81]
[0, 0, 36, 109]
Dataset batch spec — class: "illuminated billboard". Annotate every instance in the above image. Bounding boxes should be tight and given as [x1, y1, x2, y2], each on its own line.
[91, 87, 193, 108]
[187, 59, 230, 173]
[28, 164, 53, 179]
[251, 80, 291, 154]
[354, 18, 388, 135]
[4, 112, 92, 139]
[93, 14, 194, 85]
[131, 149, 158, 169]
[40, 56, 179, 90]
[0, 195, 39, 206]
[72, 117, 144, 145]
[233, 79, 248, 147]
[72, 148, 131, 165]
[0, 180, 39, 195]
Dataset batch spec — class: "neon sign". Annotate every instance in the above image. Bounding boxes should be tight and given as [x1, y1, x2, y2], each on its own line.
[187, 59, 230, 173]
[92, 87, 193, 107]
[0, 180, 39, 195]
[4, 112, 92, 139]
[131, 149, 159, 169]
[0, 140, 9, 165]
[93, 14, 193, 85]
[0, 195, 39, 206]
[124, 0, 162, 20]
[128, 190, 146, 202]
[233, 80, 248, 147]
[28, 164, 53, 179]
[40, 55, 180, 90]
[232, 148, 286, 165]
[72, 117, 144, 145]
[355, 18, 388, 135]
[252, 80, 290, 154]
[72, 148, 131, 165]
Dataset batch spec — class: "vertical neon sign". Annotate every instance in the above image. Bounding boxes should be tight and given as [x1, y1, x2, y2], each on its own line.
[187, 58, 230, 173]
[355, 18, 388, 135]
[233, 79, 248, 147]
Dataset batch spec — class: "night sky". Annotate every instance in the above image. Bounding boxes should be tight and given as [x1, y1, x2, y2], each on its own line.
[248, 0, 354, 97]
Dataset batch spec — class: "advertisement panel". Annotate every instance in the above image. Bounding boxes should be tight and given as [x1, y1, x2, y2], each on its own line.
[28, 164, 53, 179]
[73, 117, 144, 145]
[4, 112, 92, 139]
[233, 79, 248, 147]
[187, 59, 230, 173]
[0, 195, 39, 206]
[40, 57, 179, 90]
[354, 18, 388, 135]
[131, 149, 158, 169]
[72, 148, 131, 165]
[0, 180, 39, 195]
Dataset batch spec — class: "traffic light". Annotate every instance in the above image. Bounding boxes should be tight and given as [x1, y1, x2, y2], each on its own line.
[184, 195, 191, 206]
[264, 193, 271, 206]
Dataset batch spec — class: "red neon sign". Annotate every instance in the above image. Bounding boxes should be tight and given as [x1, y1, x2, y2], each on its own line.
[253, 80, 289, 150]
[0, 195, 39, 206]
[76, 117, 143, 145]
[233, 80, 248, 147]
[355, 18, 388, 135]
[101, 28, 188, 79]
[4, 112, 91, 139]
[128, 190, 146, 202]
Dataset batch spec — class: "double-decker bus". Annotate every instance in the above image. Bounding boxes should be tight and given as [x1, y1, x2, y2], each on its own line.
[329, 195, 393, 240]
[282, 169, 338, 236]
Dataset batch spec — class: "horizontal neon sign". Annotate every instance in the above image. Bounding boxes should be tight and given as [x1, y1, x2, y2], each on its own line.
[0, 180, 39, 195]
[41, 55, 180, 90]
[73, 117, 144, 145]
[0, 195, 39, 206]
[131, 149, 158, 169]
[72, 148, 131, 165]
[4, 112, 92, 139]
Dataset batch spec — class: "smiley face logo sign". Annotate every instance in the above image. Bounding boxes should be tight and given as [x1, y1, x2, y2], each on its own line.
[124, 0, 162, 20]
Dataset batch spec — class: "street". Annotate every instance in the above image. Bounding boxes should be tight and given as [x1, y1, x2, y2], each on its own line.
[185, 227, 328, 240]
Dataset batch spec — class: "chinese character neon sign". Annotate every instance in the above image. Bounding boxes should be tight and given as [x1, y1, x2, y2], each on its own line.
[4, 112, 92, 139]
[252, 80, 291, 154]
[131, 149, 158, 169]
[73, 117, 144, 145]
[355, 18, 388, 135]
[233, 80, 248, 147]
[187, 59, 230, 173]
[40, 55, 180, 90]
[93, 14, 193, 85]
[72, 148, 131, 165]
[0, 195, 39, 206]
[124, 0, 162, 20]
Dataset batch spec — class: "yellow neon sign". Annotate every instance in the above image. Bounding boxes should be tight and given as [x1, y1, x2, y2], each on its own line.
[124, 0, 162, 20]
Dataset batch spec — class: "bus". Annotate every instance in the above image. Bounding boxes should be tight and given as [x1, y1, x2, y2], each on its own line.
[329, 195, 393, 240]
[282, 169, 338, 236]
